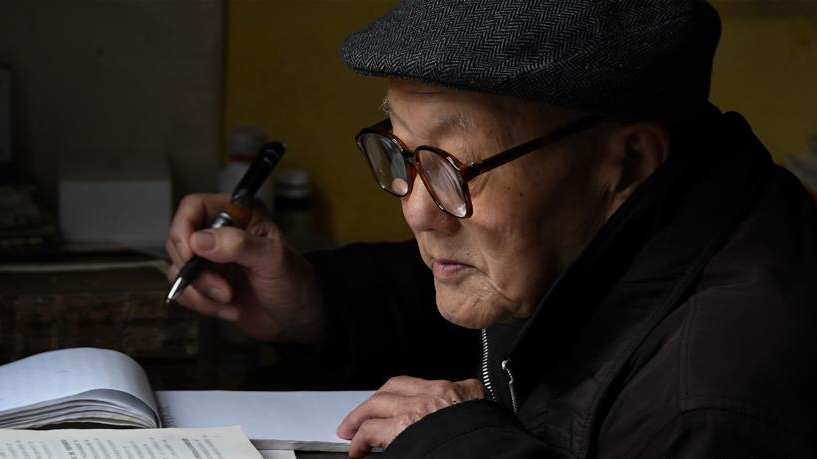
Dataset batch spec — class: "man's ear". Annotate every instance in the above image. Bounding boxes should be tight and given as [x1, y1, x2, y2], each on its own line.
[604, 122, 671, 218]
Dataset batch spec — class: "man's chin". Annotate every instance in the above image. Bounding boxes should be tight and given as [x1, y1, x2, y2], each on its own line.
[435, 289, 508, 329]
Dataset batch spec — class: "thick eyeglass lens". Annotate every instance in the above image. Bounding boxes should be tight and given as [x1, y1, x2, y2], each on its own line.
[417, 149, 468, 217]
[360, 133, 410, 196]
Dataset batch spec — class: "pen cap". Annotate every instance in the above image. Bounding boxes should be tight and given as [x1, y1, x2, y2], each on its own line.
[232, 141, 286, 199]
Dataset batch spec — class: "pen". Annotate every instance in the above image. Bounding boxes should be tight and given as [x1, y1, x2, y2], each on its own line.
[165, 141, 287, 305]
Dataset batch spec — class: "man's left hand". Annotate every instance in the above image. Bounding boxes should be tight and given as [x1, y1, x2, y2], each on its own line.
[337, 376, 487, 458]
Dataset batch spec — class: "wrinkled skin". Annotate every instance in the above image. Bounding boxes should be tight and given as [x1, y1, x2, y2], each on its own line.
[165, 79, 667, 458]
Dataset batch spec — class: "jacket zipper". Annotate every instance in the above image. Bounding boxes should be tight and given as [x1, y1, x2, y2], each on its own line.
[501, 359, 519, 413]
[481, 329, 519, 413]
[480, 328, 496, 401]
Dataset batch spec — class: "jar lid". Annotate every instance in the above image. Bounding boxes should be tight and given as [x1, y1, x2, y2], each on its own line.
[228, 127, 267, 159]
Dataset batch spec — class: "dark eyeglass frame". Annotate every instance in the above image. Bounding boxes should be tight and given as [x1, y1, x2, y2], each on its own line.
[355, 115, 604, 218]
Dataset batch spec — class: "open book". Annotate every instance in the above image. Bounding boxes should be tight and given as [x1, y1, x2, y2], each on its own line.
[0, 347, 373, 451]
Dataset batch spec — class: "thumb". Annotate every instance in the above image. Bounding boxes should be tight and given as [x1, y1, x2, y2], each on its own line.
[190, 227, 284, 276]
[190, 229, 219, 254]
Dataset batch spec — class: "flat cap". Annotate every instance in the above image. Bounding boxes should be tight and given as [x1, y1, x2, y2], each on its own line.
[340, 0, 721, 121]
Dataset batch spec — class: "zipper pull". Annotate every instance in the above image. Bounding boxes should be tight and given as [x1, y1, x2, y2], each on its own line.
[501, 359, 519, 413]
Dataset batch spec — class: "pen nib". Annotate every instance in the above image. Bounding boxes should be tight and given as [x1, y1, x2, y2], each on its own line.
[166, 277, 185, 305]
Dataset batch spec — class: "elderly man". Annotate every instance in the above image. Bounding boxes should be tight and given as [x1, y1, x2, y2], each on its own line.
[166, 1, 817, 458]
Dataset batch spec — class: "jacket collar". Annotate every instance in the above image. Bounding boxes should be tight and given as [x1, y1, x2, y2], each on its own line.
[490, 110, 775, 457]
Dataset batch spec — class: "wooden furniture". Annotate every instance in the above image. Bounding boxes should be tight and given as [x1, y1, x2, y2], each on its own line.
[0, 253, 210, 388]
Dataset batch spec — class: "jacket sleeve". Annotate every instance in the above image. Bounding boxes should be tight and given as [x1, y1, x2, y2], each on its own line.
[245, 240, 480, 390]
[632, 409, 816, 459]
[384, 400, 561, 459]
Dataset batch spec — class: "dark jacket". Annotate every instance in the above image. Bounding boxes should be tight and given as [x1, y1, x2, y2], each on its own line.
[303, 111, 817, 458]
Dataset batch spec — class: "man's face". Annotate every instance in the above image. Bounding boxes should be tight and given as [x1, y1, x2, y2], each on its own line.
[388, 80, 613, 329]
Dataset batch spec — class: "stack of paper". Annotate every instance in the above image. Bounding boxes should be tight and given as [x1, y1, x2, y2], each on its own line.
[0, 348, 159, 429]
[157, 390, 373, 452]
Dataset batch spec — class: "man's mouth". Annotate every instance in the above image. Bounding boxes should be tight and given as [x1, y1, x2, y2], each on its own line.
[430, 258, 474, 280]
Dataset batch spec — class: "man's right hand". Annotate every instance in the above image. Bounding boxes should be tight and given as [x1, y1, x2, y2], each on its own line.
[165, 193, 325, 344]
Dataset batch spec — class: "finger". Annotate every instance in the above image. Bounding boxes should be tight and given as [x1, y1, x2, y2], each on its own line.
[381, 377, 487, 402]
[165, 264, 233, 304]
[167, 266, 239, 321]
[168, 193, 232, 261]
[456, 378, 489, 401]
[379, 375, 433, 396]
[166, 264, 179, 285]
[348, 417, 409, 459]
[247, 197, 274, 225]
[179, 286, 240, 322]
[380, 376, 466, 402]
[166, 237, 184, 267]
[189, 226, 284, 277]
[190, 269, 234, 304]
[337, 392, 413, 439]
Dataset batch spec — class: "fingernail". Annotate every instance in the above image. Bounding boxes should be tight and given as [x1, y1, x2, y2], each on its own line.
[192, 230, 217, 251]
[336, 426, 352, 440]
[208, 287, 227, 303]
[217, 307, 239, 322]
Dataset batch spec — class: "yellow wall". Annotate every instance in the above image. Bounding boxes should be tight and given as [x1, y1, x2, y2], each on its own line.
[225, 0, 408, 245]
[225, 0, 817, 245]
[710, 0, 817, 162]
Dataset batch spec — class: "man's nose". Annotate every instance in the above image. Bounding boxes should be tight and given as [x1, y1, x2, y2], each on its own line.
[401, 175, 459, 235]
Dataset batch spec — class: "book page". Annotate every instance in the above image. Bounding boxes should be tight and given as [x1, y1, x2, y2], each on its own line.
[0, 347, 159, 427]
[0, 426, 264, 459]
[156, 390, 374, 452]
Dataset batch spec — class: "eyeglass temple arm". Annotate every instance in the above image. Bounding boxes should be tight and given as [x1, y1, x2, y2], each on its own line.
[461, 116, 605, 181]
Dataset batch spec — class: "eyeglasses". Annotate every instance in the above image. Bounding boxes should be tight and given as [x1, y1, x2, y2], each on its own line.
[355, 115, 604, 218]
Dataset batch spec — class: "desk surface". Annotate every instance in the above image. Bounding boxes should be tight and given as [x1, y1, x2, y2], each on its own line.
[1, 257, 377, 458]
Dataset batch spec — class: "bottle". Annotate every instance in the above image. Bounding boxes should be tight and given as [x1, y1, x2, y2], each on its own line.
[272, 169, 333, 253]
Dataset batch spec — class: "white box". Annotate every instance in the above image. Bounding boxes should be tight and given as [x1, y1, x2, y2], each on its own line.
[59, 154, 172, 249]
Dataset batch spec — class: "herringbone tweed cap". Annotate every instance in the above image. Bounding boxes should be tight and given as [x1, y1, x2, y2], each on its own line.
[340, 0, 721, 120]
